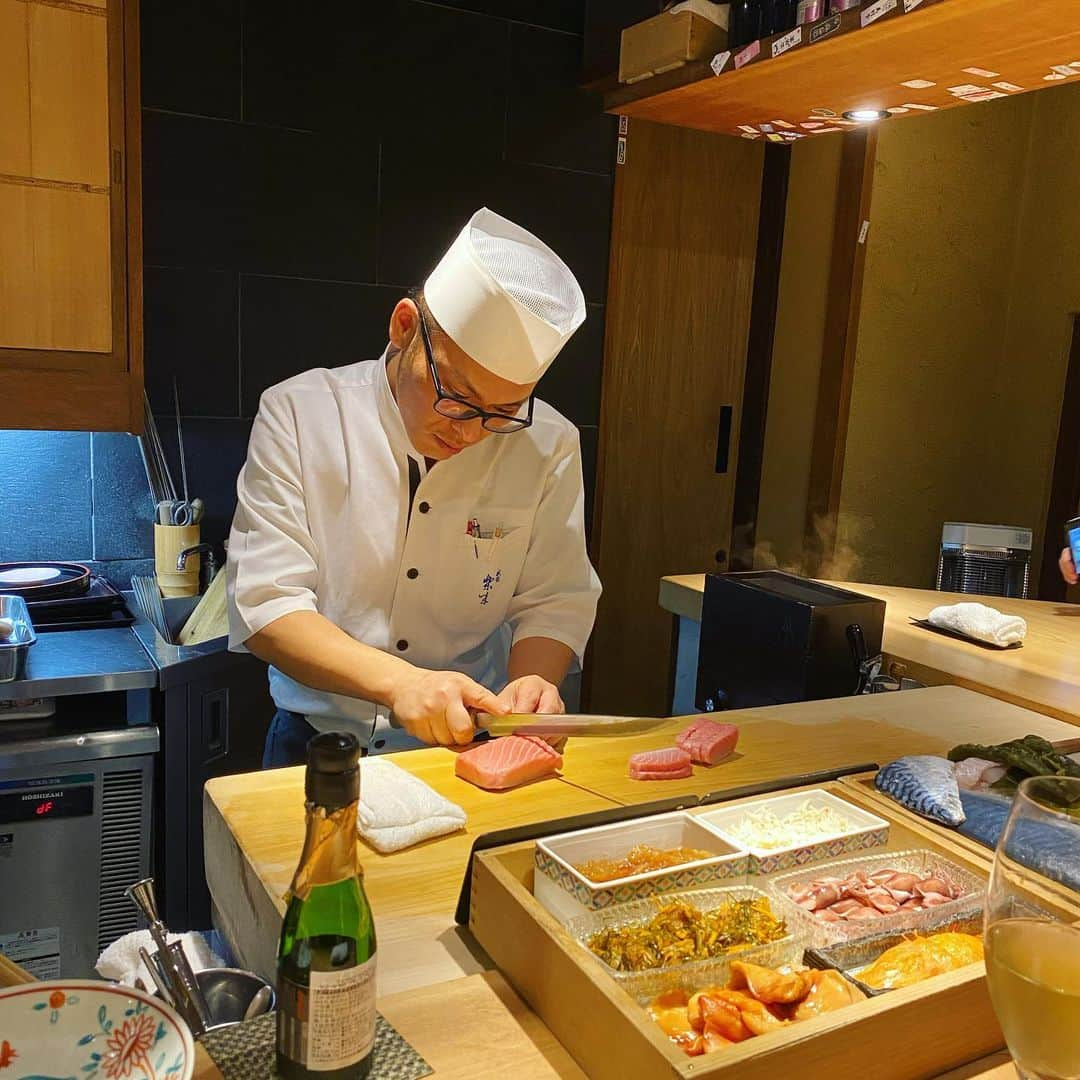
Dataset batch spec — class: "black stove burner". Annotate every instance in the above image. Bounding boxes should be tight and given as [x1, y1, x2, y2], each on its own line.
[27, 576, 135, 632]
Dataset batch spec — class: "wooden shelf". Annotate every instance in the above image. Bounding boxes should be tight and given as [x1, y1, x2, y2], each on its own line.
[605, 0, 1080, 139]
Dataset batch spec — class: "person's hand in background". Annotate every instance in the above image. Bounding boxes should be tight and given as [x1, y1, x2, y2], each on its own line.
[1060, 546, 1078, 586]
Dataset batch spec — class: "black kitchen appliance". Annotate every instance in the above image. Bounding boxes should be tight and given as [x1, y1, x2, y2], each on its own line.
[695, 571, 886, 710]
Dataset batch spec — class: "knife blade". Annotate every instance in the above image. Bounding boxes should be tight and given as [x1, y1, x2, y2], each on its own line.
[477, 713, 672, 738]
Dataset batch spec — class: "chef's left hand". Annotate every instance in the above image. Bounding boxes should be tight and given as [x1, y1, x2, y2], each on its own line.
[497, 675, 565, 715]
[496, 676, 567, 751]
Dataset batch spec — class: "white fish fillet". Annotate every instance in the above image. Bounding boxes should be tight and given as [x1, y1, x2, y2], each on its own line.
[952, 757, 1007, 791]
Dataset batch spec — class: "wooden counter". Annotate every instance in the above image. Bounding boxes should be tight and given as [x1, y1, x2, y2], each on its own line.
[660, 575, 1080, 725]
[204, 686, 1077, 1079]
[204, 749, 617, 994]
[0, 950, 1011, 1080]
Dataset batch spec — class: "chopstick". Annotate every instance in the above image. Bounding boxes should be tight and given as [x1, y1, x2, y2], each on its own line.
[132, 574, 170, 642]
[140, 392, 176, 505]
[173, 377, 189, 506]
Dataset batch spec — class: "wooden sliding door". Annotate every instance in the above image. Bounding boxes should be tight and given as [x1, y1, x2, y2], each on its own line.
[587, 120, 764, 716]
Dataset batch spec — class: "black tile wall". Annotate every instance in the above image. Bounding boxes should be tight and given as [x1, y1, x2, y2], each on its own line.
[137, 0, 613, 554]
[240, 278, 402, 413]
[242, 4, 388, 133]
[382, 3, 510, 157]
[144, 267, 240, 416]
[142, 111, 244, 269]
[417, 0, 584, 33]
[140, 0, 242, 119]
[507, 24, 616, 174]
[241, 126, 379, 281]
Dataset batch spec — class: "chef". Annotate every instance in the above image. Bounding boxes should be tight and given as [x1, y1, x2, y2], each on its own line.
[227, 208, 601, 765]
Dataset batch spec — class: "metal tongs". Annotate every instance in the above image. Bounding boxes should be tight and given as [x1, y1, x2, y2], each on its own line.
[125, 877, 211, 1037]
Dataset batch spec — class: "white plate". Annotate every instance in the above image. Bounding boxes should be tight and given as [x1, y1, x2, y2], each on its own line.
[0, 979, 195, 1080]
[695, 789, 891, 873]
[0, 566, 63, 585]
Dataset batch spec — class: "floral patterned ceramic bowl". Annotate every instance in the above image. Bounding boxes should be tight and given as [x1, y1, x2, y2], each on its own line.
[0, 979, 194, 1080]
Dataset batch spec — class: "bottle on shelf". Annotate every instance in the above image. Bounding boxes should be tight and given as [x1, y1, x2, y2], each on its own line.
[276, 732, 377, 1080]
[829, 0, 861, 11]
[796, 0, 827, 23]
[729, 0, 763, 48]
[763, 0, 797, 34]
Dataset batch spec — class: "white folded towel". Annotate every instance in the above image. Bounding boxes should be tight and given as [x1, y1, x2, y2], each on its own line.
[927, 602, 1027, 647]
[96, 930, 223, 988]
[357, 758, 467, 853]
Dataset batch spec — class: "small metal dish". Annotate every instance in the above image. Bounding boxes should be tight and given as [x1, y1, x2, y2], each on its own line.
[0, 595, 36, 683]
[155, 967, 275, 1031]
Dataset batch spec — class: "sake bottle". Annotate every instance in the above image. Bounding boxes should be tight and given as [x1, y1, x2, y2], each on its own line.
[277, 732, 376, 1079]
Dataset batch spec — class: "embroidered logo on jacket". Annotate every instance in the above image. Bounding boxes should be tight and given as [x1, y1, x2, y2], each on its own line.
[479, 570, 502, 605]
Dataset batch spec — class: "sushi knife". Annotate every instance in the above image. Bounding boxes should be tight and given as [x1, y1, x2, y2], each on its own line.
[477, 713, 673, 738]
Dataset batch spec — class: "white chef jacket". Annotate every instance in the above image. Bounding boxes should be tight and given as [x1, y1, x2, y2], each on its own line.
[226, 352, 601, 754]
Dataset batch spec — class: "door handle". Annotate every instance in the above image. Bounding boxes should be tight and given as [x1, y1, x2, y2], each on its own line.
[202, 688, 230, 764]
[715, 406, 733, 474]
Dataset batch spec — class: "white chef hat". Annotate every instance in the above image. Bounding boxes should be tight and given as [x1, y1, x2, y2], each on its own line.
[424, 208, 586, 385]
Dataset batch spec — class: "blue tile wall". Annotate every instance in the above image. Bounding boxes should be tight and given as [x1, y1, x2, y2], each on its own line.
[0, 432, 93, 563]
[91, 433, 156, 562]
[0, 431, 155, 586]
[2, 2, 611, 582]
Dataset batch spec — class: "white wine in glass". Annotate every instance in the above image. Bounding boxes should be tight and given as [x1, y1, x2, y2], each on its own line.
[984, 775, 1080, 1080]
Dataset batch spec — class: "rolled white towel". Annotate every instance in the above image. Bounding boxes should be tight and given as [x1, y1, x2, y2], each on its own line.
[927, 602, 1027, 647]
[358, 758, 467, 853]
[96, 930, 223, 988]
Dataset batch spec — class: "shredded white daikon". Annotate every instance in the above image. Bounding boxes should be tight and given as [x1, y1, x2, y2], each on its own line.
[725, 801, 853, 850]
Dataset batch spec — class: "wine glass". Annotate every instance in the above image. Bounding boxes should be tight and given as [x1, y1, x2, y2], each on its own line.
[983, 775, 1080, 1080]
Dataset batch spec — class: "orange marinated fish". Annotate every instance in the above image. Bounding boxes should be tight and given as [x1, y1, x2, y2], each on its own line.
[576, 844, 714, 882]
[858, 932, 984, 990]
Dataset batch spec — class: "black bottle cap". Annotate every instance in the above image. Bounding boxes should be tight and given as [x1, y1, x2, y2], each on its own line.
[305, 731, 361, 810]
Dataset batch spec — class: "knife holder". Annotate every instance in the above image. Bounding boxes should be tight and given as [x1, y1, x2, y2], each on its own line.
[155, 523, 201, 597]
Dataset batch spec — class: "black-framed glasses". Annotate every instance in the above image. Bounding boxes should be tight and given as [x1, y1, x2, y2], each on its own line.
[416, 303, 534, 434]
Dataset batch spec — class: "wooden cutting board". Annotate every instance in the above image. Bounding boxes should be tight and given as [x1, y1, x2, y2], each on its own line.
[557, 686, 1078, 806]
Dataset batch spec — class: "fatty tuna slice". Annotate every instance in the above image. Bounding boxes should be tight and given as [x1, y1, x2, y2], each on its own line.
[629, 763, 694, 781]
[627, 747, 693, 780]
[455, 735, 562, 791]
[675, 719, 739, 765]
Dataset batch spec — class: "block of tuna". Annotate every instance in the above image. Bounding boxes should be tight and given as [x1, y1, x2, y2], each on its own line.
[676, 718, 739, 765]
[628, 747, 693, 781]
[455, 734, 562, 791]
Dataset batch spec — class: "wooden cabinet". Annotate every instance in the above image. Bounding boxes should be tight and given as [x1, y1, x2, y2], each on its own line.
[1, 0, 142, 433]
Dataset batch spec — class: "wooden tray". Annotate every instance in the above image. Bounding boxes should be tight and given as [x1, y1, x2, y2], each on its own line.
[468, 781, 1080, 1080]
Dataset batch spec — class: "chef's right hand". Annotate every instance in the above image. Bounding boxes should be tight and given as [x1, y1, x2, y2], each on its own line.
[1061, 547, 1078, 586]
[389, 669, 507, 747]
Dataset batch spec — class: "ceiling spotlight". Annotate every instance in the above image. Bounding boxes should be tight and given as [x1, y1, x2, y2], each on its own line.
[843, 108, 891, 122]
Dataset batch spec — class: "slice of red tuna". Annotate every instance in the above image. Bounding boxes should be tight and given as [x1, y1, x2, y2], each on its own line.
[627, 746, 693, 780]
[675, 719, 739, 765]
[455, 734, 562, 791]
[629, 765, 694, 781]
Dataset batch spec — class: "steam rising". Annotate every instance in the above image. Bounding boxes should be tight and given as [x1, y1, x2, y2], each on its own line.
[744, 513, 865, 582]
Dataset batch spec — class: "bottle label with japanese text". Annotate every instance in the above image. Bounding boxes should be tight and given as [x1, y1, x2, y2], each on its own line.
[278, 955, 376, 1070]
